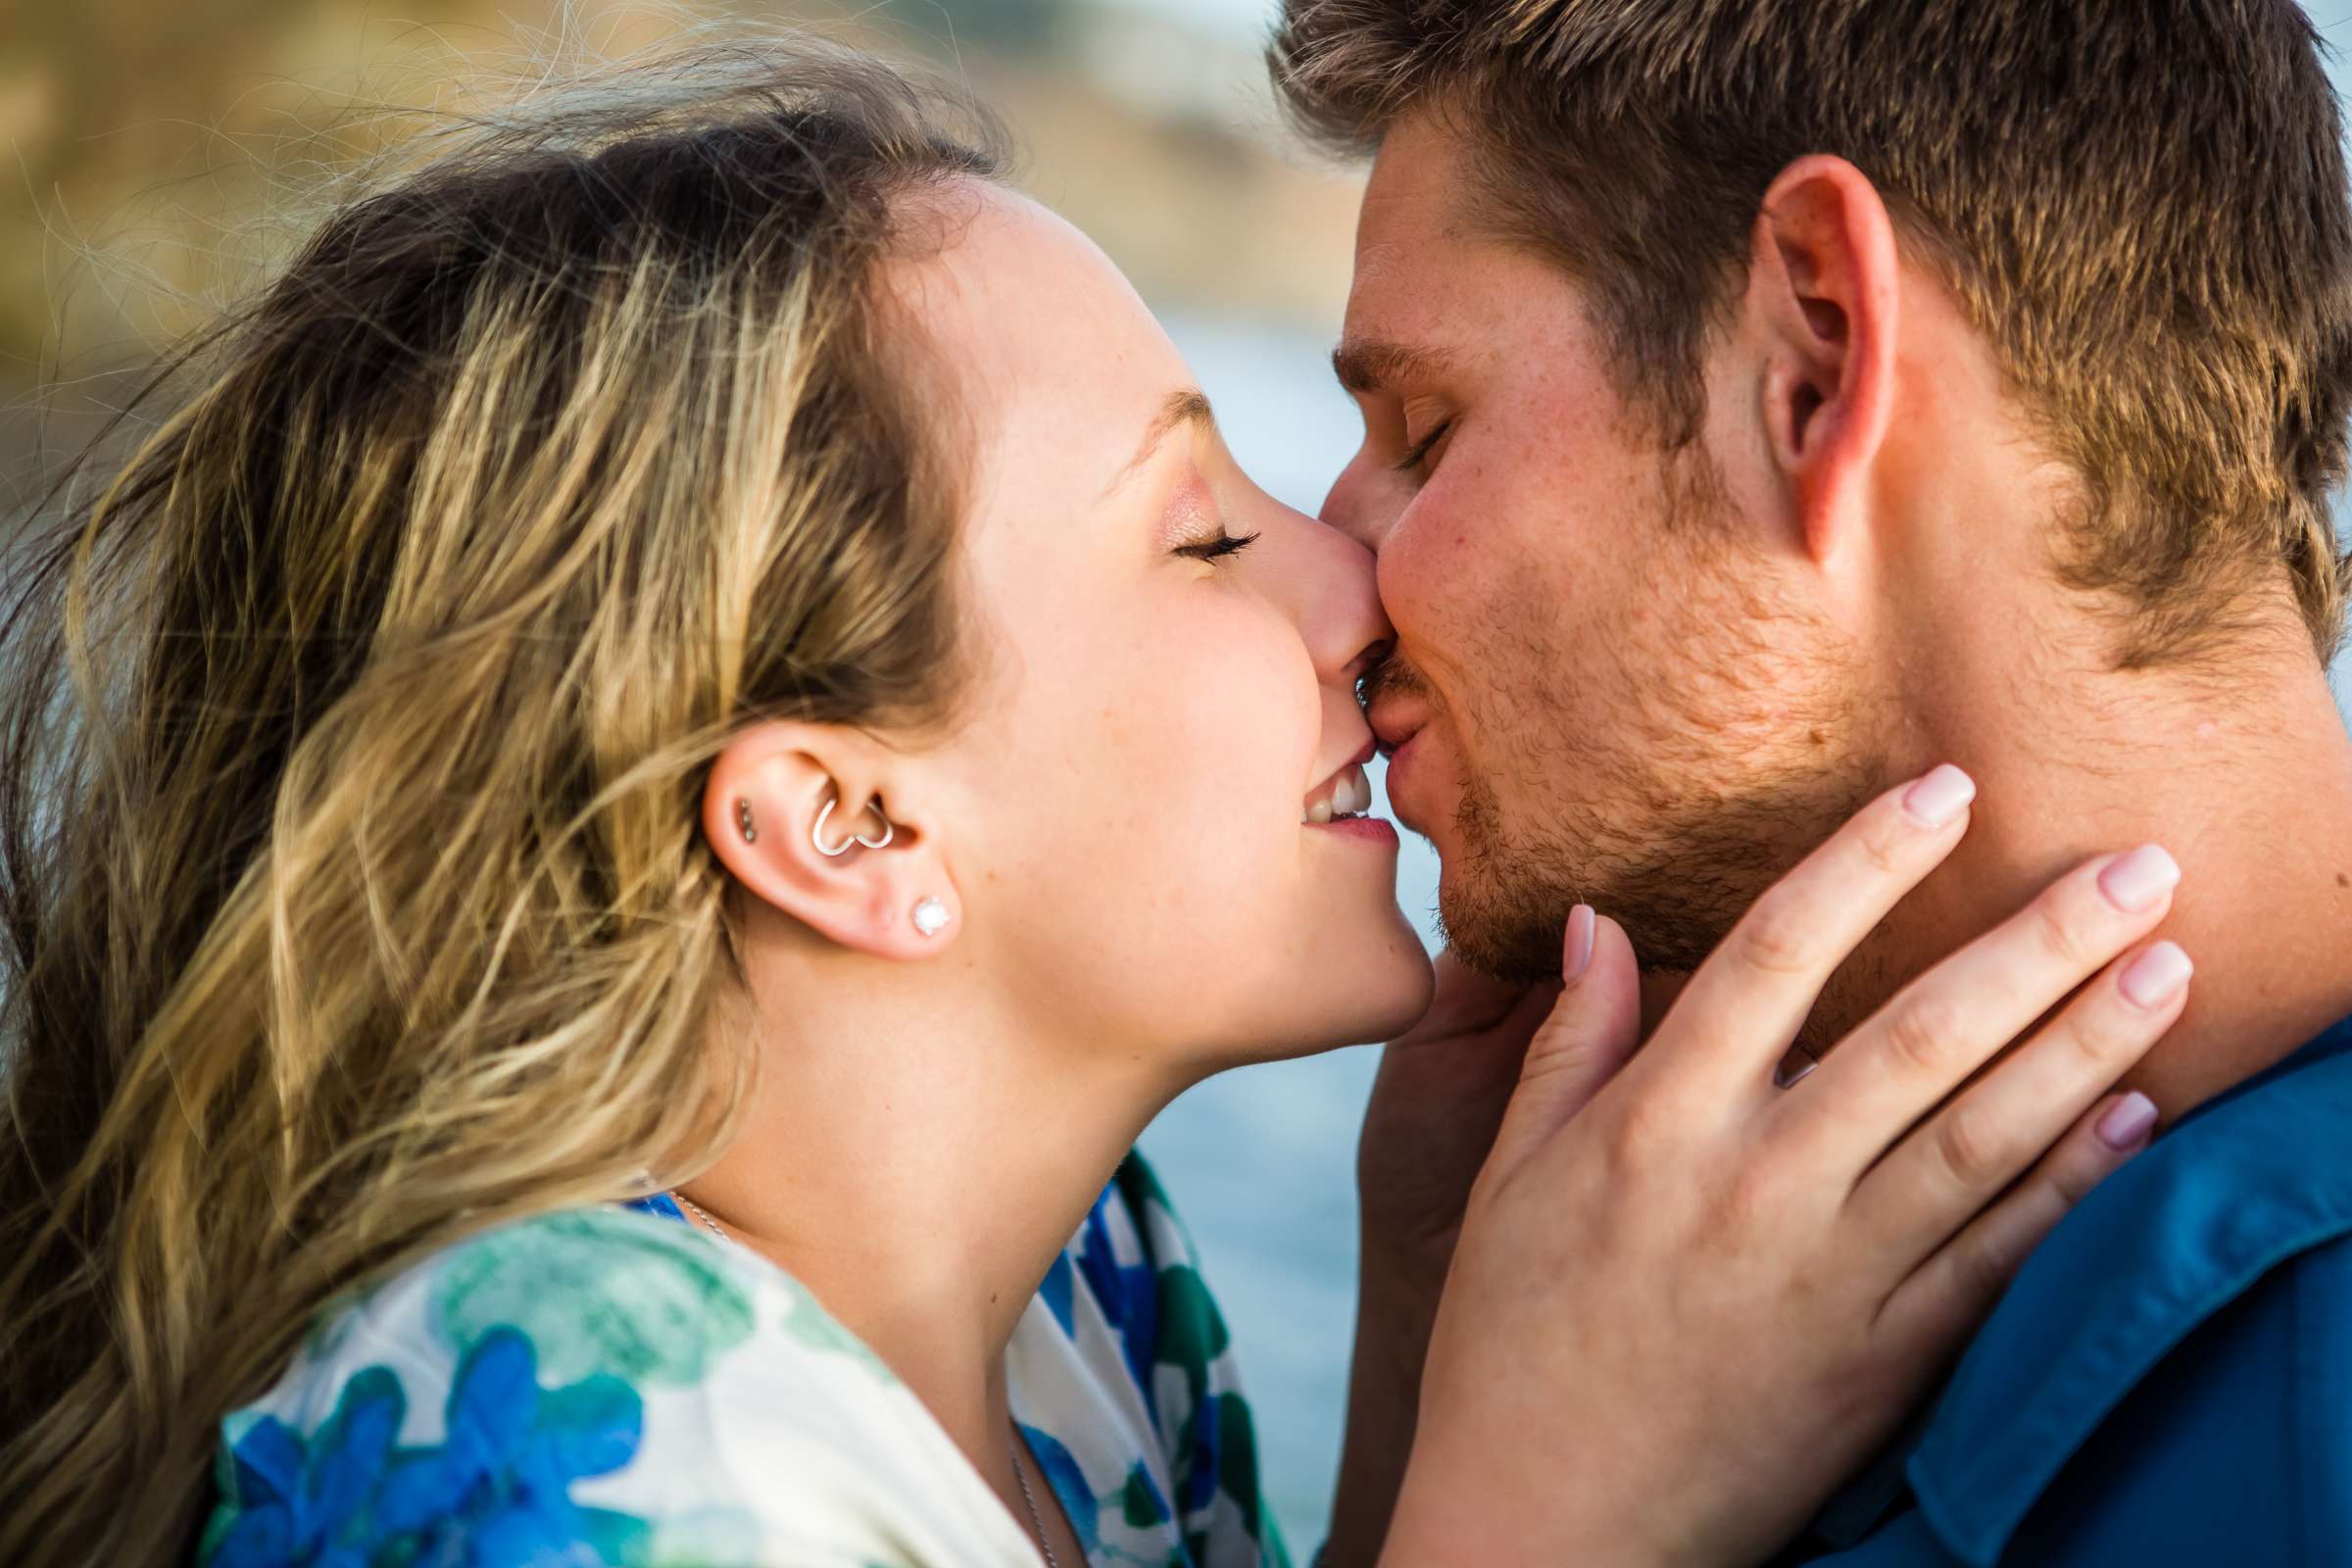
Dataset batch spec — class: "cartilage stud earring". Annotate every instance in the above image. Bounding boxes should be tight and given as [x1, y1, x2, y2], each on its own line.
[736, 799, 756, 843]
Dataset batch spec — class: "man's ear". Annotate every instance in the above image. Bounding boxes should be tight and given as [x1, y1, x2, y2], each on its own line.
[700, 720, 960, 961]
[1747, 154, 1900, 565]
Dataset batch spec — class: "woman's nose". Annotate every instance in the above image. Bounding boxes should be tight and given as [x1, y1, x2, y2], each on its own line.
[1295, 514, 1395, 687]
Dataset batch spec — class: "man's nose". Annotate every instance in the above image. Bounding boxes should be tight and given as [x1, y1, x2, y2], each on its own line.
[1318, 457, 1394, 555]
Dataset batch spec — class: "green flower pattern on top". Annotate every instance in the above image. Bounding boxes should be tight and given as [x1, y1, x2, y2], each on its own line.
[429, 1208, 756, 1388]
[198, 1152, 1285, 1568]
[1028, 1157, 1290, 1568]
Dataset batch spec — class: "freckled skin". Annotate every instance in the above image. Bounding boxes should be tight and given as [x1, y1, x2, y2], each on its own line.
[892, 185, 1434, 1062]
[1321, 119, 1886, 981]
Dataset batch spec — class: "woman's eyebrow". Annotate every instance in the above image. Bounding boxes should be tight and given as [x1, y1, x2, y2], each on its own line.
[1330, 337, 1454, 397]
[1102, 387, 1216, 499]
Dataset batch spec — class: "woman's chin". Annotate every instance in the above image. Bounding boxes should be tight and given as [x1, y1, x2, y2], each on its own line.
[1362, 935, 1440, 1039]
[1342, 909, 1439, 1029]
[1254, 924, 1437, 1062]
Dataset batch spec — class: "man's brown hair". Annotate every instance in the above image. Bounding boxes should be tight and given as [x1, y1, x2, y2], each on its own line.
[1272, 0, 2352, 663]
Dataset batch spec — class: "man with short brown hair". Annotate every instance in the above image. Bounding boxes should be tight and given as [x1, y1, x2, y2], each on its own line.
[1279, 2, 2352, 1561]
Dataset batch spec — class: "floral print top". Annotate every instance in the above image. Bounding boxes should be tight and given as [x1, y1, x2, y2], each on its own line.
[197, 1152, 1291, 1568]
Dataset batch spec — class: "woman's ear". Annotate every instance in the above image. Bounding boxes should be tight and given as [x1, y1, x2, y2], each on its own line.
[1747, 154, 1900, 566]
[701, 721, 960, 961]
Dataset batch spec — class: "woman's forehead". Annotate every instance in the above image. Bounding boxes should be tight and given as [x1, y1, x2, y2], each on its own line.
[886, 186, 1188, 449]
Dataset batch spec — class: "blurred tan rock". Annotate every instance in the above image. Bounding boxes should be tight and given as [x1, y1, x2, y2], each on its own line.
[0, 0, 1361, 479]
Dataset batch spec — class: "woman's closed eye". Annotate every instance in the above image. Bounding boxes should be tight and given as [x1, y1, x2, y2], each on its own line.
[1174, 529, 1261, 564]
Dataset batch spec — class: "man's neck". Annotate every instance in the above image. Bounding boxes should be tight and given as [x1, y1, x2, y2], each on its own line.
[1819, 618, 2352, 1119]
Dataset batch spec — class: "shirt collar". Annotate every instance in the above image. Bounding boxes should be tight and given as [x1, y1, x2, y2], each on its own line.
[1808, 1017, 2352, 1566]
[1917, 1016, 2352, 1563]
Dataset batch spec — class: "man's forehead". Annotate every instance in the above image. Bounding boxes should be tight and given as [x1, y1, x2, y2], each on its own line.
[1356, 113, 1484, 246]
[1340, 222, 1481, 385]
[1346, 119, 1505, 335]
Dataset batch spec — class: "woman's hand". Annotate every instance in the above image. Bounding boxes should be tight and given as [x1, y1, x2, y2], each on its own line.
[1377, 767, 2188, 1567]
[1325, 956, 1556, 1562]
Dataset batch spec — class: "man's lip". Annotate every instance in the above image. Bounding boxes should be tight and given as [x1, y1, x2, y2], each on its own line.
[1366, 702, 1428, 758]
[1380, 726, 1432, 837]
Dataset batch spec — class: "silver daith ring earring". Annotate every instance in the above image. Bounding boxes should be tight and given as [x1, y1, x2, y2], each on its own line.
[812, 795, 895, 858]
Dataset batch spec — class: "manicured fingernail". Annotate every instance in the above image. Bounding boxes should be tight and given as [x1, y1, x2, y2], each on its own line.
[2119, 939, 2193, 1007]
[1902, 764, 1977, 829]
[2095, 1091, 2160, 1152]
[2099, 845, 2180, 911]
[1562, 905, 1596, 984]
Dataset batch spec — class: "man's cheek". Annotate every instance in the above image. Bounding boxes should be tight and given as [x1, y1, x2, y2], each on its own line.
[1375, 505, 1484, 641]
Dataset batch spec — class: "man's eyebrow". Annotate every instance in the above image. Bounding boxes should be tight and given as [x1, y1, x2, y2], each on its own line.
[1103, 387, 1216, 498]
[1330, 337, 1453, 397]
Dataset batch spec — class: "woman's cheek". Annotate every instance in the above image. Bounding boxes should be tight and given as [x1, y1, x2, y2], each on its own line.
[1034, 587, 1319, 966]
[1176, 603, 1323, 858]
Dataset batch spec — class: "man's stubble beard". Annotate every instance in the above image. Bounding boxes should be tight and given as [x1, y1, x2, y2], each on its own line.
[1445, 750, 1881, 985]
[1421, 515, 1888, 999]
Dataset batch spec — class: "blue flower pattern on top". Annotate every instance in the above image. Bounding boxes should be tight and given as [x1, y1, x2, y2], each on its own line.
[204, 1160, 1288, 1567]
[206, 1327, 646, 1568]
[1038, 1251, 1078, 1337]
[1018, 1423, 1101, 1544]
[1072, 1184, 1161, 1425]
[209, 1368, 408, 1568]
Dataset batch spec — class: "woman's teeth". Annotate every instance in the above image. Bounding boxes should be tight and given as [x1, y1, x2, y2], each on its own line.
[1303, 763, 1374, 824]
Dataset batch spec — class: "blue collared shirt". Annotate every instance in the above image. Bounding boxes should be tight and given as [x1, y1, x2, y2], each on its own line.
[1785, 1015, 2352, 1567]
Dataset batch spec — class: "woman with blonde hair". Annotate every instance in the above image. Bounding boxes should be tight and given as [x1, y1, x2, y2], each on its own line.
[0, 36, 2190, 1568]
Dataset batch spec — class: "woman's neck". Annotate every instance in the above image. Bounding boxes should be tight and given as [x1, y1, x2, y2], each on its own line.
[677, 935, 1183, 1461]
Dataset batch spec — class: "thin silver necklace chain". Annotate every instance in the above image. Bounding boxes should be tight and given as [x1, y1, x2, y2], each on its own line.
[669, 1190, 728, 1241]
[1009, 1432, 1063, 1568]
[664, 1194, 1065, 1567]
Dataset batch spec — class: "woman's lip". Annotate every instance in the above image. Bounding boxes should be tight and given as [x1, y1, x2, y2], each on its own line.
[1308, 814, 1400, 849]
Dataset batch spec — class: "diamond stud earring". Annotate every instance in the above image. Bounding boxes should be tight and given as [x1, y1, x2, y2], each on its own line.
[911, 898, 951, 938]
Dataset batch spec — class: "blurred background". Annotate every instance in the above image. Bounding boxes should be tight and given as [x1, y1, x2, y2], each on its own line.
[8, 0, 2352, 1547]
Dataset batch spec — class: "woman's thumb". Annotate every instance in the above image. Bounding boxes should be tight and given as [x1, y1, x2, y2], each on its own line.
[1489, 906, 1643, 1176]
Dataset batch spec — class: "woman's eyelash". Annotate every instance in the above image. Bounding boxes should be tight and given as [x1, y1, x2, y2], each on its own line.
[1394, 418, 1454, 473]
[1175, 531, 1261, 563]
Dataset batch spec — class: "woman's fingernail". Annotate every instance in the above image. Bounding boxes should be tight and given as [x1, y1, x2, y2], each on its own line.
[2119, 939, 2193, 1007]
[2099, 845, 2181, 911]
[1563, 905, 1597, 984]
[1902, 764, 1977, 829]
[2095, 1090, 2160, 1152]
